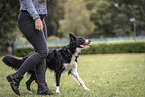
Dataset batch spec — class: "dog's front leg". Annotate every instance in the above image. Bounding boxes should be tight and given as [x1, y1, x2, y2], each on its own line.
[55, 71, 61, 93]
[71, 70, 90, 91]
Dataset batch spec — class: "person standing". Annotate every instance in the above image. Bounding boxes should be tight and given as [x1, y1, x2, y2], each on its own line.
[6, 0, 54, 95]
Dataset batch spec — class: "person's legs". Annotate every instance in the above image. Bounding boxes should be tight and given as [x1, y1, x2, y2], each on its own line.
[35, 59, 50, 94]
[16, 13, 48, 75]
[34, 18, 54, 95]
[35, 60, 46, 83]
[6, 12, 54, 95]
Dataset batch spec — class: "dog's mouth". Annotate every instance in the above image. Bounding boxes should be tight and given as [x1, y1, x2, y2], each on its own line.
[80, 44, 90, 49]
[80, 40, 91, 49]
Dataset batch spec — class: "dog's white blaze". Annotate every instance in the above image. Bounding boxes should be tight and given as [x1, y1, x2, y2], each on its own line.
[85, 39, 89, 44]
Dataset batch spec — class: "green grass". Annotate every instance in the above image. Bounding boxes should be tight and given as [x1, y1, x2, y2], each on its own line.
[0, 54, 145, 97]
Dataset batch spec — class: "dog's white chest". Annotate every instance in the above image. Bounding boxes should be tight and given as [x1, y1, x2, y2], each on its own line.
[64, 56, 77, 71]
[64, 48, 81, 71]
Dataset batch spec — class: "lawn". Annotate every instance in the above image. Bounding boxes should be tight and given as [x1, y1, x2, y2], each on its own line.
[0, 54, 145, 97]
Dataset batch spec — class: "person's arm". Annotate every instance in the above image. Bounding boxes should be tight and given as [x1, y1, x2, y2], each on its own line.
[23, 0, 43, 31]
[23, 0, 40, 20]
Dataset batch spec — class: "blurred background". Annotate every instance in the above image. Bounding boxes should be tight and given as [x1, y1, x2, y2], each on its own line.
[0, 0, 145, 55]
[0, 1, 145, 96]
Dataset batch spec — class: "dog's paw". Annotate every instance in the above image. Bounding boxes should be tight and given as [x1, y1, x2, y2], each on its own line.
[28, 91, 33, 93]
[55, 91, 60, 94]
[56, 92, 60, 94]
[56, 86, 60, 94]
[84, 87, 90, 91]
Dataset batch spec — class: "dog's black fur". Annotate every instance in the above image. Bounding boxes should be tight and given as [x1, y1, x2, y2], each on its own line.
[2, 33, 91, 93]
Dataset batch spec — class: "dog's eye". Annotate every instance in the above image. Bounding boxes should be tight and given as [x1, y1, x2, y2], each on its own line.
[80, 38, 84, 40]
[80, 38, 85, 44]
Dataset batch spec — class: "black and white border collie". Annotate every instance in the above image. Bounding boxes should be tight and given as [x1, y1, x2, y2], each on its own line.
[2, 33, 91, 93]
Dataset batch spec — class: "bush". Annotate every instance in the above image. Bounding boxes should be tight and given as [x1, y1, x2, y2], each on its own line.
[14, 41, 145, 57]
[81, 41, 145, 54]
[14, 46, 61, 57]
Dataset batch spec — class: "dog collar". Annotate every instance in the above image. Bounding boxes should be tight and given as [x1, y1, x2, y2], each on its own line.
[67, 48, 73, 55]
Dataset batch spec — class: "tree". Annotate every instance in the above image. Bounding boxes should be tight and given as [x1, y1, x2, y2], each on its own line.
[85, 0, 145, 38]
[0, 0, 20, 45]
[45, 0, 67, 37]
[58, 0, 95, 38]
[110, 0, 145, 36]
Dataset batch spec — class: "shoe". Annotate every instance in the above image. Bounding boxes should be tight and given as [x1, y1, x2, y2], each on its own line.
[37, 82, 55, 95]
[6, 72, 23, 95]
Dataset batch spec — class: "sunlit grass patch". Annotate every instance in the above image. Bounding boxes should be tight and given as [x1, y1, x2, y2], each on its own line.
[0, 53, 145, 97]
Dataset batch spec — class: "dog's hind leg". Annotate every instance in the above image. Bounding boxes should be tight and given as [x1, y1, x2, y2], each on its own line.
[26, 73, 36, 93]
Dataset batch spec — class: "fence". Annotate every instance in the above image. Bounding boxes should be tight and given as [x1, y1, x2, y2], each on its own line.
[13, 36, 145, 49]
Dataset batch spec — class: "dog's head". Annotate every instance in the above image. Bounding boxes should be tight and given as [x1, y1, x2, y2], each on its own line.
[69, 33, 91, 49]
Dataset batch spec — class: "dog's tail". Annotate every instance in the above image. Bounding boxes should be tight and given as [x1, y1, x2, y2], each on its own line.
[2, 56, 23, 70]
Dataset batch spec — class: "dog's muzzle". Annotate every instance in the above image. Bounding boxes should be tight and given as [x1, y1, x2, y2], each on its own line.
[80, 39, 91, 49]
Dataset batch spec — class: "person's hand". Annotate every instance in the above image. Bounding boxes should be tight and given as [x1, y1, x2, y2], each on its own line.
[35, 18, 43, 31]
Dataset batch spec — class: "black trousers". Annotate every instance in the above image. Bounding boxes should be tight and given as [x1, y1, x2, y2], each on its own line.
[17, 11, 48, 83]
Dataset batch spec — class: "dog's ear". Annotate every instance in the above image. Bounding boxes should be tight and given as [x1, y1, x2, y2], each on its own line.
[69, 33, 76, 40]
